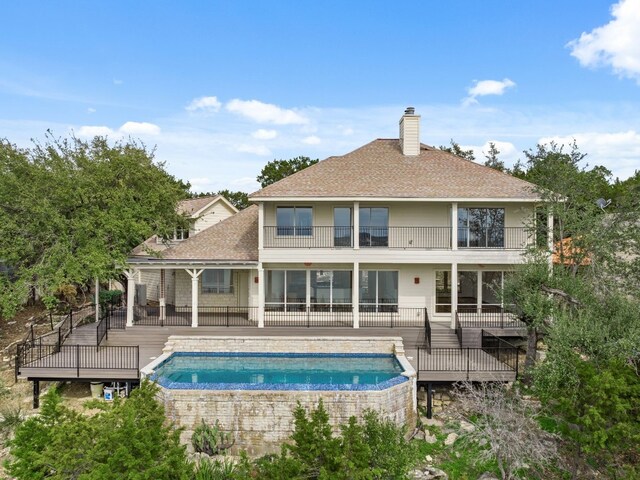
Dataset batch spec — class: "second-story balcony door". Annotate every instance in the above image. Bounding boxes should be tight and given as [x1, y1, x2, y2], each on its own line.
[360, 207, 389, 247]
[333, 207, 352, 247]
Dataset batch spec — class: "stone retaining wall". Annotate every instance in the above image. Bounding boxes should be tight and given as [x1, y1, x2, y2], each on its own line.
[145, 336, 417, 455]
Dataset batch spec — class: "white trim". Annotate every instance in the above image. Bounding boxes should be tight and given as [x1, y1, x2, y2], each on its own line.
[191, 195, 239, 218]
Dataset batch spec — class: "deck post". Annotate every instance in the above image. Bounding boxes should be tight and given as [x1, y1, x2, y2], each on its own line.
[125, 270, 136, 327]
[159, 269, 166, 323]
[451, 202, 458, 250]
[94, 277, 100, 324]
[257, 266, 265, 328]
[352, 261, 359, 328]
[353, 202, 360, 249]
[187, 269, 204, 328]
[426, 382, 433, 419]
[450, 263, 458, 329]
[33, 380, 40, 409]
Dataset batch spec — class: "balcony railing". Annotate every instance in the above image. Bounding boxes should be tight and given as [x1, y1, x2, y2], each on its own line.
[456, 306, 526, 329]
[264, 226, 529, 250]
[458, 227, 532, 249]
[133, 305, 259, 327]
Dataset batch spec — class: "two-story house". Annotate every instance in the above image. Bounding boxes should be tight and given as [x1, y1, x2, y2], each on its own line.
[125, 108, 544, 334]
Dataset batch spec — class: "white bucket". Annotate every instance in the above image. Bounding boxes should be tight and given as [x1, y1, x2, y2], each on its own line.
[90, 382, 103, 399]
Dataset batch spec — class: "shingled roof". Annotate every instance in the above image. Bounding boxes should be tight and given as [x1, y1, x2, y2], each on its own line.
[250, 139, 539, 200]
[160, 205, 258, 261]
[177, 195, 221, 216]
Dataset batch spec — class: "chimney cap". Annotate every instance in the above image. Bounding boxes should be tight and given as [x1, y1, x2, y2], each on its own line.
[404, 106, 415, 115]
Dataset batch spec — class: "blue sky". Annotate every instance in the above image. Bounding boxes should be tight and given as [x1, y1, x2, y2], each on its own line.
[1, 0, 639, 193]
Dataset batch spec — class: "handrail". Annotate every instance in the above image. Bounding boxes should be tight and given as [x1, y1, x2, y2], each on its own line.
[454, 311, 462, 348]
[417, 346, 519, 379]
[481, 330, 523, 377]
[424, 307, 432, 353]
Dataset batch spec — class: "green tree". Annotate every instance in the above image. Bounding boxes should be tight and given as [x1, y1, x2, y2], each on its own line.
[438, 140, 475, 161]
[6, 381, 192, 479]
[483, 142, 505, 172]
[0, 135, 190, 318]
[216, 189, 249, 210]
[256, 156, 319, 188]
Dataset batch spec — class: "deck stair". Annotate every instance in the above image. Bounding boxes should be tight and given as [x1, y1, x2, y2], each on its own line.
[429, 322, 460, 348]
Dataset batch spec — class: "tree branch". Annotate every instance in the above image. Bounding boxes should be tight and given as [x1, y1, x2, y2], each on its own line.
[540, 285, 582, 307]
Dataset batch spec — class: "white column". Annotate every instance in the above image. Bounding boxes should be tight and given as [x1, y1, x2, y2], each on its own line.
[547, 211, 554, 271]
[94, 277, 100, 322]
[352, 262, 359, 328]
[451, 202, 458, 250]
[257, 265, 265, 328]
[159, 269, 166, 322]
[125, 270, 136, 327]
[258, 203, 264, 250]
[450, 263, 458, 329]
[353, 202, 360, 249]
[186, 269, 203, 328]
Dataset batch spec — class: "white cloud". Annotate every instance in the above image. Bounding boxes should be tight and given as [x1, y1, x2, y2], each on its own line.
[186, 96, 222, 113]
[302, 135, 321, 145]
[226, 99, 308, 125]
[466, 141, 519, 165]
[342, 127, 354, 136]
[87, 107, 96, 114]
[252, 129, 278, 140]
[76, 125, 114, 137]
[119, 121, 161, 136]
[568, 0, 640, 83]
[539, 130, 640, 179]
[464, 78, 516, 105]
[113, 79, 123, 85]
[236, 144, 272, 156]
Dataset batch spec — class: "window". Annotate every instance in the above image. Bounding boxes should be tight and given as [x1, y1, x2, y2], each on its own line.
[311, 270, 352, 311]
[458, 271, 478, 312]
[435, 271, 452, 313]
[360, 207, 389, 247]
[201, 269, 233, 294]
[174, 227, 189, 241]
[458, 208, 505, 248]
[333, 207, 352, 247]
[481, 271, 512, 312]
[276, 207, 312, 236]
[265, 270, 307, 311]
[359, 270, 398, 311]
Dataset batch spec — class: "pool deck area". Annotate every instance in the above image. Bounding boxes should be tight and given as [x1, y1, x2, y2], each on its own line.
[17, 320, 519, 383]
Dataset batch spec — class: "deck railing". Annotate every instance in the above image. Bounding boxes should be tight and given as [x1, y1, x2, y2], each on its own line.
[424, 308, 432, 353]
[454, 311, 463, 348]
[133, 305, 259, 327]
[264, 305, 354, 327]
[17, 344, 139, 378]
[264, 226, 532, 249]
[359, 307, 426, 328]
[416, 345, 519, 379]
[481, 330, 523, 376]
[456, 307, 524, 329]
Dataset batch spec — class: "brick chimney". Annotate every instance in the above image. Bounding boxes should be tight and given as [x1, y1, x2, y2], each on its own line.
[399, 107, 420, 156]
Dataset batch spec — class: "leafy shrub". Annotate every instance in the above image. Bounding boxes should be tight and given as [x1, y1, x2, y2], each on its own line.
[192, 419, 235, 456]
[6, 380, 192, 479]
[99, 289, 123, 306]
[0, 405, 23, 440]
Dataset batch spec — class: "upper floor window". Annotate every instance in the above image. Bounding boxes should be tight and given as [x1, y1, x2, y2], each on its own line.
[202, 269, 233, 294]
[359, 207, 388, 247]
[276, 207, 312, 236]
[458, 208, 505, 248]
[333, 207, 352, 247]
[174, 227, 190, 241]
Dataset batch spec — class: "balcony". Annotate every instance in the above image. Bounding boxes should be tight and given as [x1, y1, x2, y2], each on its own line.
[263, 226, 530, 250]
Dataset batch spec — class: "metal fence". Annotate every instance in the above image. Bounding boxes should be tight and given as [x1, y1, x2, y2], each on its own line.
[264, 306, 354, 327]
[456, 307, 525, 329]
[481, 330, 523, 376]
[359, 307, 427, 328]
[17, 344, 139, 378]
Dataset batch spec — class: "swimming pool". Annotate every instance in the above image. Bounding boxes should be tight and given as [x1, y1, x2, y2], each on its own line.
[151, 352, 406, 391]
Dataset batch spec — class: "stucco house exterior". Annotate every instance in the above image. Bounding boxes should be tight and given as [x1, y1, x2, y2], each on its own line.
[125, 108, 546, 332]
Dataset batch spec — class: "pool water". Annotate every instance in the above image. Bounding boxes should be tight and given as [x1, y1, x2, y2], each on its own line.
[152, 353, 404, 389]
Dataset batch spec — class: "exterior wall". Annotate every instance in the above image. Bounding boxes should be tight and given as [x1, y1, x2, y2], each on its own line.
[192, 200, 236, 235]
[174, 269, 249, 307]
[146, 336, 416, 456]
[139, 270, 161, 302]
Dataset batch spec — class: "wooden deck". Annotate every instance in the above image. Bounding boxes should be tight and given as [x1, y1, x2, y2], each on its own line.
[17, 320, 517, 383]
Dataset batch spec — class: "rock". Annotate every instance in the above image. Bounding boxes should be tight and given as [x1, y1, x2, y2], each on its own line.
[444, 432, 458, 446]
[425, 454, 433, 463]
[423, 417, 444, 427]
[414, 430, 426, 440]
[424, 467, 449, 479]
[459, 420, 475, 432]
[477, 472, 499, 480]
[424, 432, 437, 444]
